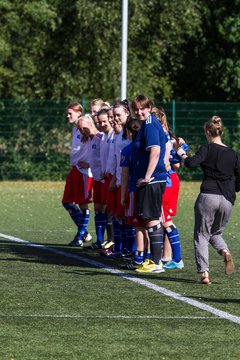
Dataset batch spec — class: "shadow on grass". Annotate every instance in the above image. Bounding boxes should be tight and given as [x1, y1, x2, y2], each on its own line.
[190, 296, 240, 304]
[0, 239, 196, 284]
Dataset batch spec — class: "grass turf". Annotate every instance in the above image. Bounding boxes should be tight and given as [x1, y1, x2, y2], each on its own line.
[0, 181, 240, 359]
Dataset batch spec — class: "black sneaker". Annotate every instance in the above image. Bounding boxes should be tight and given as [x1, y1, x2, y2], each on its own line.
[68, 236, 83, 247]
[90, 242, 102, 250]
[121, 260, 143, 270]
[121, 248, 133, 260]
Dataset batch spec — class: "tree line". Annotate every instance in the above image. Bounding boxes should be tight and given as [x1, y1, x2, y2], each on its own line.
[0, 0, 239, 102]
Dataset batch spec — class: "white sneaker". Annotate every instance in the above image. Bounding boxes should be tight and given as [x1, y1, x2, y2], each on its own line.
[68, 237, 83, 247]
[83, 233, 92, 242]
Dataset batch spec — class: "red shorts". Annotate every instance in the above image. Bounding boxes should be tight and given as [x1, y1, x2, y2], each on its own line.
[113, 186, 125, 217]
[106, 183, 117, 215]
[101, 175, 117, 214]
[62, 166, 92, 204]
[92, 179, 103, 204]
[162, 172, 180, 223]
[125, 191, 145, 228]
[101, 175, 112, 205]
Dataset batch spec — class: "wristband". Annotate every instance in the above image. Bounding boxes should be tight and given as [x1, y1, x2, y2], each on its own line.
[176, 148, 186, 157]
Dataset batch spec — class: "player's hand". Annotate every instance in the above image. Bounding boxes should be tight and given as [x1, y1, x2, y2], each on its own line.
[137, 177, 154, 186]
[77, 161, 89, 168]
[121, 198, 127, 208]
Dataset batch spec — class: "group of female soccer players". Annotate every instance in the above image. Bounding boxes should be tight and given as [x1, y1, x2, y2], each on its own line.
[62, 95, 185, 274]
[62, 95, 238, 283]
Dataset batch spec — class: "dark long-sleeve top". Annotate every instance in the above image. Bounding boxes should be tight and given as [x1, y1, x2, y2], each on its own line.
[184, 143, 240, 205]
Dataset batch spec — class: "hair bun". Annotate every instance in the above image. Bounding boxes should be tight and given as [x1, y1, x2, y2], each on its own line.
[212, 115, 221, 124]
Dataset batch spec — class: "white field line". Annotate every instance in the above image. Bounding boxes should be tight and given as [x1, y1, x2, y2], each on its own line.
[0, 315, 222, 320]
[1, 232, 240, 325]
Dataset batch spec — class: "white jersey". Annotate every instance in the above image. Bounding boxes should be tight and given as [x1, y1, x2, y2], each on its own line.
[70, 127, 92, 177]
[100, 129, 115, 175]
[88, 132, 103, 181]
[115, 130, 131, 186]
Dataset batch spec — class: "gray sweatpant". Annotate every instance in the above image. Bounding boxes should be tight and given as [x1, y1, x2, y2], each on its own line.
[194, 193, 232, 273]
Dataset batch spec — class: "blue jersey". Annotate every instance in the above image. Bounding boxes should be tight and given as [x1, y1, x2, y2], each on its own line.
[132, 114, 167, 183]
[120, 142, 137, 192]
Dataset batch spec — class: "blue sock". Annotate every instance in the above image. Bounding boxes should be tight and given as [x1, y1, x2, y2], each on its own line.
[113, 217, 122, 253]
[144, 248, 151, 260]
[63, 202, 84, 238]
[100, 211, 106, 241]
[124, 223, 136, 252]
[94, 211, 106, 244]
[166, 224, 181, 263]
[134, 251, 144, 264]
[77, 209, 90, 239]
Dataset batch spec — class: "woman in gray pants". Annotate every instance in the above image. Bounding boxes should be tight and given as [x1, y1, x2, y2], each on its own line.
[176, 115, 240, 284]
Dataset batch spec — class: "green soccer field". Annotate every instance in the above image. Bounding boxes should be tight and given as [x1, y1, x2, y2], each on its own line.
[0, 182, 240, 360]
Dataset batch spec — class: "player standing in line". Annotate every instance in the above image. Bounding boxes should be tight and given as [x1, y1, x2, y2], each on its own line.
[131, 95, 167, 273]
[177, 115, 240, 284]
[151, 106, 184, 270]
[106, 101, 136, 258]
[120, 116, 151, 269]
[62, 102, 93, 246]
[78, 114, 106, 249]
[97, 108, 115, 251]
[90, 98, 110, 130]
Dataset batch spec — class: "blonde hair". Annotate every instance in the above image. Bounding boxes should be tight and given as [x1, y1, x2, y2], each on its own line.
[90, 98, 105, 107]
[79, 113, 95, 125]
[100, 101, 111, 110]
[151, 106, 168, 132]
[204, 115, 224, 137]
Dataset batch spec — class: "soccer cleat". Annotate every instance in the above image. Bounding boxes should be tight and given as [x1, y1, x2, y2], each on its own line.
[82, 232, 92, 242]
[101, 240, 115, 250]
[161, 258, 172, 265]
[106, 251, 122, 259]
[100, 245, 114, 256]
[121, 248, 133, 260]
[224, 252, 235, 275]
[90, 242, 102, 250]
[163, 259, 184, 270]
[136, 260, 165, 273]
[121, 260, 143, 270]
[199, 271, 211, 285]
[68, 236, 83, 247]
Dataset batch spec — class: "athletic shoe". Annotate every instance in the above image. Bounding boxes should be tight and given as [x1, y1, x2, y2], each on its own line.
[106, 251, 122, 259]
[163, 260, 184, 270]
[100, 245, 114, 256]
[68, 236, 83, 247]
[198, 271, 211, 285]
[101, 240, 115, 250]
[161, 258, 172, 265]
[82, 232, 92, 242]
[224, 251, 235, 275]
[121, 260, 143, 270]
[90, 242, 102, 250]
[136, 260, 165, 273]
[121, 248, 133, 260]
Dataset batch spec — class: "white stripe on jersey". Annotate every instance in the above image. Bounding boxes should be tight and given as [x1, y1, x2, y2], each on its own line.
[145, 115, 152, 124]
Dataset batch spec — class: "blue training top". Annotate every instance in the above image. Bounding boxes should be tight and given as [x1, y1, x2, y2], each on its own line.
[132, 114, 167, 183]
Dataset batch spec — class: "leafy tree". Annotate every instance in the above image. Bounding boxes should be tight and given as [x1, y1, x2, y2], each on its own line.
[0, 0, 239, 101]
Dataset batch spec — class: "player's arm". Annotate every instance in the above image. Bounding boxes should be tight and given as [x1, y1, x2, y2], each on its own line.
[137, 145, 160, 186]
[164, 141, 172, 172]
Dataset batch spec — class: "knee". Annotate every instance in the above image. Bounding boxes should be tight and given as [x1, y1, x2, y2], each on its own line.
[63, 202, 78, 214]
